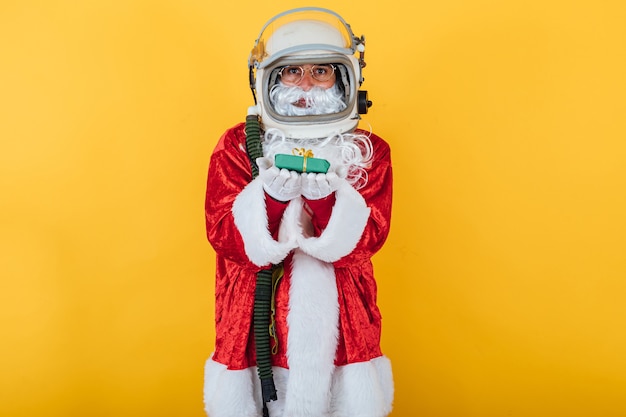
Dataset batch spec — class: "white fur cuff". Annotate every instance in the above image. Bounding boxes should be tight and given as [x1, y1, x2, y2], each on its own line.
[232, 178, 297, 266]
[297, 181, 370, 262]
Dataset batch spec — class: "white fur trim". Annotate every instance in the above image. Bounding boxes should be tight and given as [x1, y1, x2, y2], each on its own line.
[284, 250, 340, 416]
[297, 181, 371, 262]
[203, 356, 260, 417]
[234, 178, 369, 266]
[265, 367, 289, 417]
[232, 177, 297, 266]
[204, 356, 394, 417]
[330, 356, 394, 417]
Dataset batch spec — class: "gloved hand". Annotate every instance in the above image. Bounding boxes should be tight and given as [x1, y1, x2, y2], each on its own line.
[257, 157, 302, 202]
[300, 167, 346, 200]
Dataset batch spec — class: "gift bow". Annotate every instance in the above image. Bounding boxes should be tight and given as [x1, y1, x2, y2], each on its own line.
[292, 148, 314, 172]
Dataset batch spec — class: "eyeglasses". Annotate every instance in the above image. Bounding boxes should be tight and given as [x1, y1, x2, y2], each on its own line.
[278, 64, 336, 85]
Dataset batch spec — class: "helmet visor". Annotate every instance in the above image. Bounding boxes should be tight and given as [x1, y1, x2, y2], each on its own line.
[263, 58, 354, 123]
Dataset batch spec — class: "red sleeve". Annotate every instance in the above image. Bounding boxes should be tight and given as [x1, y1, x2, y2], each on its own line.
[265, 194, 289, 239]
[303, 194, 336, 236]
[205, 124, 259, 268]
[333, 131, 393, 268]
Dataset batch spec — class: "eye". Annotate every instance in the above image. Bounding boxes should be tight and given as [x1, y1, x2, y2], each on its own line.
[285, 66, 302, 76]
[314, 65, 331, 75]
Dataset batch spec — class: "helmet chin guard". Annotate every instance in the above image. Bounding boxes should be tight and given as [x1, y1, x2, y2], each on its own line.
[248, 7, 369, 139]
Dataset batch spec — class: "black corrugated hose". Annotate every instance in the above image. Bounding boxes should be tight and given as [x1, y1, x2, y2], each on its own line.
[245, 114, 262, 178]
[245, 114, 278, 417]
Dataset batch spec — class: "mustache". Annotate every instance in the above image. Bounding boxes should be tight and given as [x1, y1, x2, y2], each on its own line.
[269, 83, 347, 116]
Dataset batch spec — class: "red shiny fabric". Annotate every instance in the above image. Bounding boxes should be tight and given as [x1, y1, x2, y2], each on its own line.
[205, 123, 393, 370]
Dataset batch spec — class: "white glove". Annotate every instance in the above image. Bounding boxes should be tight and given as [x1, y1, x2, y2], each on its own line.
[300, 169, 345, 200]
[257, 157, 302, 202]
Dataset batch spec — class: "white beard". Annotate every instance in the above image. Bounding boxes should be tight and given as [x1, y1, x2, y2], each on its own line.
[269, 82, 347, 116]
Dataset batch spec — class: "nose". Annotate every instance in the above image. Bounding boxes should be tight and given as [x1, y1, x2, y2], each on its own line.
[298, 71, 315, 91]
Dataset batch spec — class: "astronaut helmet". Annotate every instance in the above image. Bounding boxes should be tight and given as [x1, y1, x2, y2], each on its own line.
[248, 7, 371, 139]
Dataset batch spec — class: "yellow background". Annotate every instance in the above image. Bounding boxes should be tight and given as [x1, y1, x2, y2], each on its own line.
[2, 0, 625, 416]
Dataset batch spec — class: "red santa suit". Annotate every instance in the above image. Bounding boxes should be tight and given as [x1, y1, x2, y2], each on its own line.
[203, 122, 394, 417]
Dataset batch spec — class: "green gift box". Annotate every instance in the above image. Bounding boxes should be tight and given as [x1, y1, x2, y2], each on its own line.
[275, 154, 330, 174]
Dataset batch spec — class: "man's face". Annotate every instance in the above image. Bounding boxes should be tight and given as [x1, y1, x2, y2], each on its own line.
[270, 63, 346, 117]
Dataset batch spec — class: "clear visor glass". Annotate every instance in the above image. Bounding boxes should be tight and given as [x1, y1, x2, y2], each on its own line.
[264, 61, 352, 120]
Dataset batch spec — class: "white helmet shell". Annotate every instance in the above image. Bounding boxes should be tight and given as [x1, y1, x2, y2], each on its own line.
[248, 8, 367, 139]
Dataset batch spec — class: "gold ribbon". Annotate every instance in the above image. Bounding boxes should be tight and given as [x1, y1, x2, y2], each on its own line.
[292, 148, 314, 173]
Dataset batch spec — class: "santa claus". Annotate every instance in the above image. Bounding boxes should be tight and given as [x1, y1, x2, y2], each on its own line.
[203, 7, 394, 417]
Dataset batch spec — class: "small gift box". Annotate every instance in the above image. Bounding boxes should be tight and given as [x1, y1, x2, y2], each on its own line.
[275, 150, 330, 174]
